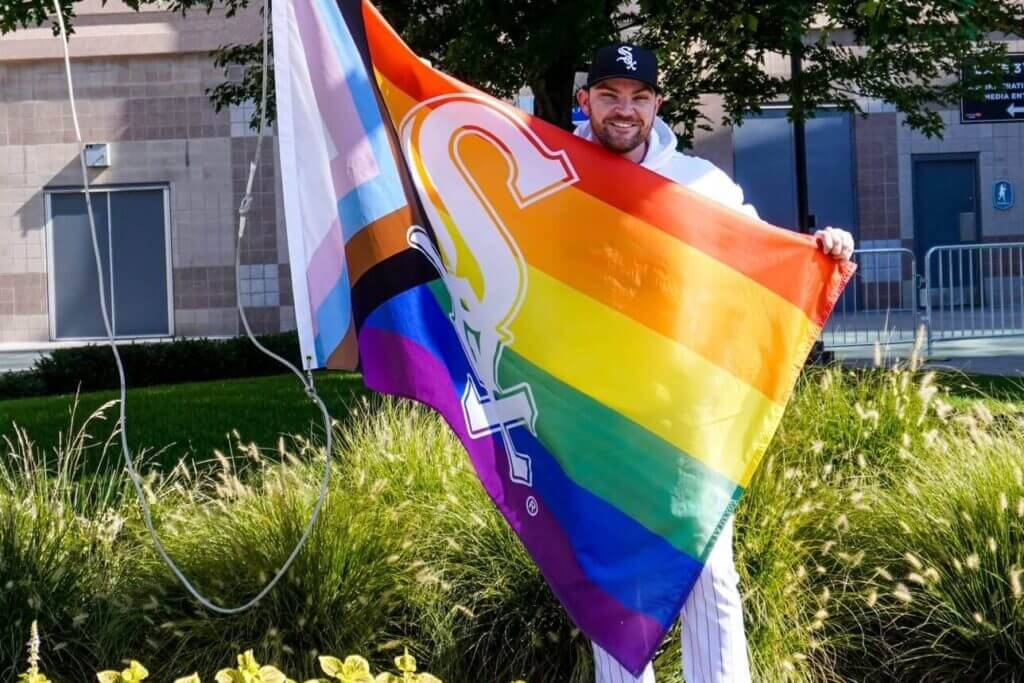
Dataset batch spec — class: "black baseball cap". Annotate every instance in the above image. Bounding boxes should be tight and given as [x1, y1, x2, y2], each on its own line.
[585, 43, 659, 92]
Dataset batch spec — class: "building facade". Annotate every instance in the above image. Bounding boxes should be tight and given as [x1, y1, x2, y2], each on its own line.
[1, 7, 1022, 347]
[0, 0, 290, 346]
[689, 42, 1024, 308]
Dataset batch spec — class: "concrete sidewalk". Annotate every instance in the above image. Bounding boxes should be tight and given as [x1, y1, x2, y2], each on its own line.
[833, 337, 1024, 377]
[0, 351, 43, 373]
[4, 337, 1023, 377]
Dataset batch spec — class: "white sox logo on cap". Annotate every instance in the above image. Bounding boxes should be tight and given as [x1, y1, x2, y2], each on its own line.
[616, 46, 638, 72]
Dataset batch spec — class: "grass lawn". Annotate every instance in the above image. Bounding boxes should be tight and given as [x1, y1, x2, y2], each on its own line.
[0, 371, 370, 475]
[2, 366, 1022, 479]
[942, 372, 1024, 405]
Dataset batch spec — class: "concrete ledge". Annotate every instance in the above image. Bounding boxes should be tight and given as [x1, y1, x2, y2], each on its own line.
[0, 3, 261, 62]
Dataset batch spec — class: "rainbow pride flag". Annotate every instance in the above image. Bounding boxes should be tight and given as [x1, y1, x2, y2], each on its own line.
[274, 0, 854, 673]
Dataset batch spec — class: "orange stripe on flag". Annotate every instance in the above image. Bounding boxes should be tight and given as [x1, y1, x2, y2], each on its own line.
[451, 133, 814, 404]
[345, 205, 414, 286]
[361, 2, 852, 327]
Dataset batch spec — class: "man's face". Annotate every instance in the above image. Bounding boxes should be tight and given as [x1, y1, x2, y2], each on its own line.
[576, 77, 662, 155]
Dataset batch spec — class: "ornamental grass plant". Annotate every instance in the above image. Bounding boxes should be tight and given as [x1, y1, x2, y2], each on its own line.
[3, 350, 1024, 681]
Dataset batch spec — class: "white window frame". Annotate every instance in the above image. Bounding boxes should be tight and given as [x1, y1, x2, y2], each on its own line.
[44, 185, 175, 341]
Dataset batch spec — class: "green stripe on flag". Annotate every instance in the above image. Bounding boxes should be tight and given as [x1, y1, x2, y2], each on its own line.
[426, 279, 741, 559]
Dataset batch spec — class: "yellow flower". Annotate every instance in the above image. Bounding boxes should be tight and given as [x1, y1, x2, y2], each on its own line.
[395, 650, 417, 675]
[215, 650, 292, 683]
[18, 674, 52, 683]
[19, 621, 52, 683]
[97, 661, 149, 683]
[174, 676, 202, 683]
[319, 655, 375, 683]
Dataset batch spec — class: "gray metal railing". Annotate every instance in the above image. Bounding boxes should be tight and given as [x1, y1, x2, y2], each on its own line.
[923, 242, 1024, 353]
[821, 247, 921, 349]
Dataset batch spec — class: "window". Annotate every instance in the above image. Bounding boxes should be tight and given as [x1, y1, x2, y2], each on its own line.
[46, 187, 172, 340]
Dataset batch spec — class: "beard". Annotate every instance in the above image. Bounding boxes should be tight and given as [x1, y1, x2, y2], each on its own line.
[591, 116, 651, 154]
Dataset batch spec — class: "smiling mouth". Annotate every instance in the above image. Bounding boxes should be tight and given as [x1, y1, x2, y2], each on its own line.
[609, 121, 639, 129]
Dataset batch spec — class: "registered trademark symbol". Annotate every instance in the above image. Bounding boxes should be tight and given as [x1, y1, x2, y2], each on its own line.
[526, 496, 539, 517]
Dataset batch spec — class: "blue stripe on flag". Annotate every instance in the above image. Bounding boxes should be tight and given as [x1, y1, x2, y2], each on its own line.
[312, 0, 406, 237]
[313, 264, 352, 365]
[337, 173, 407, 242]
[363, 283, 703, 627]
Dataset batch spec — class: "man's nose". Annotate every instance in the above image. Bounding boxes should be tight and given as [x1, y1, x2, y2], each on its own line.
[610, 99, 640, 116]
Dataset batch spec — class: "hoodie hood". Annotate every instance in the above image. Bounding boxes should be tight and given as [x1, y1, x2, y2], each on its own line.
[573, 116, 678, 171]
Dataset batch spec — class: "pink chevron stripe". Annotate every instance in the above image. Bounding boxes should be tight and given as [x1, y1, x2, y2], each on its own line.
[306, 216, 346, 325]
[294, 0, 379, 199]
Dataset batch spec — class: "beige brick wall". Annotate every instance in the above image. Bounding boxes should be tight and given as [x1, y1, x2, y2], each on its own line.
[898, 109, 1024, 242]
[1, 48, 288, 344]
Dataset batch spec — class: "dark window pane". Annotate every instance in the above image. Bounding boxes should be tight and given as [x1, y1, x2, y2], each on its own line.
[109, 189, 169, 336]
[51, 192, 111, 339]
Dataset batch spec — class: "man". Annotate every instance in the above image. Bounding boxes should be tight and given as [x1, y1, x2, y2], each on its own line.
[575, 44, 854, 683]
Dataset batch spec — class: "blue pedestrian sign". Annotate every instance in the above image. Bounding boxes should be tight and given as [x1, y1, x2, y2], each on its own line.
[994, 180, 1015, 210]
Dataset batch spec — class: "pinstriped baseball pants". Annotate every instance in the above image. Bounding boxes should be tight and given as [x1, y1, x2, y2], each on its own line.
[591, 517, 751, 683]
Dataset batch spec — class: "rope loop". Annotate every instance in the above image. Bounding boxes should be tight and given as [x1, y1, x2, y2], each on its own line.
[51, 0, 333, 615]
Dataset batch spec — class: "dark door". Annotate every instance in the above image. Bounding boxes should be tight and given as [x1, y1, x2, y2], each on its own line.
[51, 192, 112, 339]
[110, 189, 170, 336]
[50, 189, 171, 339]
[912, 156, 979, 294]
[733, 109, 858, 237]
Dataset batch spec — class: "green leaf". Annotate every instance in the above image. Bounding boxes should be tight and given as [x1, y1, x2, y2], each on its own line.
[319, 657, 345, 677]
[394, 650, 417, 674]
[259, 666, 289, 683]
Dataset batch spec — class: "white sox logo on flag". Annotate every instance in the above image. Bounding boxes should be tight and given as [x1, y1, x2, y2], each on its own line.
[398, 94, 579, 489]
[617, 46, 638, 72]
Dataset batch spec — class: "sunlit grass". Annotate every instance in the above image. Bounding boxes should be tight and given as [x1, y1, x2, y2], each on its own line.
[3, 357, 1024, 681]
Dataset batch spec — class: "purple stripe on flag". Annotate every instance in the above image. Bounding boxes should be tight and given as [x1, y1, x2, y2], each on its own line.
[294, 0, 380, 199]
[360, 324, 664, 675]
[306, 217, 346, 325]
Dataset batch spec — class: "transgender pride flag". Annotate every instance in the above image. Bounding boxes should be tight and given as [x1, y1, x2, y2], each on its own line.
[274, 0, 854, 674]
[274, 0, 409, 368]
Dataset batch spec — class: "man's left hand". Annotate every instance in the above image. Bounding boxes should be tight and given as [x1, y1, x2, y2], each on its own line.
[814, 227, 855, 262]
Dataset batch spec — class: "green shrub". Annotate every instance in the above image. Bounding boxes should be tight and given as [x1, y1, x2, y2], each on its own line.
[0, 332, 303, 400]
[0, 370, 46, 400]
[4, 359, 1024, 681]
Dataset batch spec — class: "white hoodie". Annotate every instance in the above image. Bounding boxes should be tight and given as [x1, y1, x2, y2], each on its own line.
[573, 117, 758, 218]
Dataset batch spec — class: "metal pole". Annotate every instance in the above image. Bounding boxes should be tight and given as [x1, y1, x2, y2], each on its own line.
[791, 44, 812, 234]
[791, 42, 828, 362]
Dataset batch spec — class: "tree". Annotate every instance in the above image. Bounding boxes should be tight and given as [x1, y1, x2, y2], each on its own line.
[3, 1, 1022, 141]
[372, 1, 631, 131]
[639, 0, 1024, 143]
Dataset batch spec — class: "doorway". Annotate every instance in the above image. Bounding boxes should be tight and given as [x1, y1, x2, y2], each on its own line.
[46, 187, 173, 340]
[912, 155, 980, 303]
[733, 108, 858, 237]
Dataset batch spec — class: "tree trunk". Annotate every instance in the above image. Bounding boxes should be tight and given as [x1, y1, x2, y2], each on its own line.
[529, 65, 579, 131]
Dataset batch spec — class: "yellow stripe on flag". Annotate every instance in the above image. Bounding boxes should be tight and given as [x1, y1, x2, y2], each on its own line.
[510, 267, 788, 486]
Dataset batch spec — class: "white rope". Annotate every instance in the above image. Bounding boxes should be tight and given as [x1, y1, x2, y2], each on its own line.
[51, 0, 332, 614]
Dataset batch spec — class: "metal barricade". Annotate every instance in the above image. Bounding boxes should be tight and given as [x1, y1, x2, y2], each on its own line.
[923, 242, 1024, 353]
[821, 248, 920, 349]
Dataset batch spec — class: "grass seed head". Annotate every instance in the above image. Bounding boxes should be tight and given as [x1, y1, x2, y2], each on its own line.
[904, 552, 924, 570]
